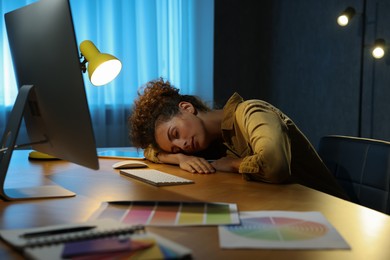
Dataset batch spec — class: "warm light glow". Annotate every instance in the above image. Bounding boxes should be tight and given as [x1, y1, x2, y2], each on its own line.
[372, 39, 386, 59]
[91, 59, 122, 86]
[372, 47, 385, 59]
[337, 15, 349, 26]
[337, 7, 355, 27]
[79, 40, 122, 86]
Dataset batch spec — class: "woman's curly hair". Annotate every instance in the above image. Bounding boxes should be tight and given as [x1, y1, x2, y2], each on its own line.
[129, 78, 211, 149]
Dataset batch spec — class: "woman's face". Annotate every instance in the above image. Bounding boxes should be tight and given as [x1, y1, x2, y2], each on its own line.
[155, 104, 209, 154]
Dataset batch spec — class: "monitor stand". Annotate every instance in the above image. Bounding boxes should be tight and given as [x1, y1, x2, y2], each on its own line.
[0, 85, 75, 201]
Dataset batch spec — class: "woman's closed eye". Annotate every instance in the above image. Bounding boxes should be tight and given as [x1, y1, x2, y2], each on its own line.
[170, 128, 179, 140]
[169, 128, 181, 153]
[173, 129, 179, 139]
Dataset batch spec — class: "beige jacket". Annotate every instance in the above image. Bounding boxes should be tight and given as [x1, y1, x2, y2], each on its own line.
[222, 93, 347, 199]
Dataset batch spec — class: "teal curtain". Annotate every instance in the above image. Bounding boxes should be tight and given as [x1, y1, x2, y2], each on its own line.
[0, 0, 214, 147]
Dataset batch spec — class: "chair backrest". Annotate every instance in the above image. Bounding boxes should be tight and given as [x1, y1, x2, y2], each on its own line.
[318, 135, 390, 214]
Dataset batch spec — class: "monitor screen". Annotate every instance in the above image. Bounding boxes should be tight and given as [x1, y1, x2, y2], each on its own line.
[0, 0, 99, 200]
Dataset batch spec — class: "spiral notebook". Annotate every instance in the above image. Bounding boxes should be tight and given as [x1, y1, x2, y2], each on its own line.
[0, 219, 192, 259]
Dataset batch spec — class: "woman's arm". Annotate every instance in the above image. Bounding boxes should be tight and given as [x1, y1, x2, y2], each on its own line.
[211, 157, 242, 172]
[158, 152, 215, 174]
[144, 146, 215, 174]
[222, 101, 292, 183]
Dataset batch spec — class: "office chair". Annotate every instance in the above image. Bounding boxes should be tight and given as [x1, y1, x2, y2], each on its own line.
[318, 135, 390, 215]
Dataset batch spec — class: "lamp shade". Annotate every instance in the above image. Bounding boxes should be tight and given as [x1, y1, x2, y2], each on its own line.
[372, 39, 386, 59]
[80, 40, 122, 86]
[337, 7, 356, 27]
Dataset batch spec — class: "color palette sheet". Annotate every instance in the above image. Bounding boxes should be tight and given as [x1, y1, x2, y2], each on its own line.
[91, 201, 240, 226]
[219, 211, 350, 250]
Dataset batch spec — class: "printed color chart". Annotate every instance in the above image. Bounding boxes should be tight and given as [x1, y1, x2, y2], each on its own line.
[93, 201, 239, 226]
[219, 211, 350, 250]
[227, 216, 328, 241]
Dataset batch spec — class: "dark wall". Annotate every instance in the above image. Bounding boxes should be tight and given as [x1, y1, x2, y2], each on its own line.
[214, 0, 390, 147]
[213, 0, 275, 107]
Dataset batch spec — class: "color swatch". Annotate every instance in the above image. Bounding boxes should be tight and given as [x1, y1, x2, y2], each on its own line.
[219, 211, 351, 250]
[227, 216, 328, 241]
[93, 201, 239, 226]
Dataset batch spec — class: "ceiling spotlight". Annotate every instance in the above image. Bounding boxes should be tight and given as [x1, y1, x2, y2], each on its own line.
[372, 39, 386, 59]
[337, 7, 356, 27]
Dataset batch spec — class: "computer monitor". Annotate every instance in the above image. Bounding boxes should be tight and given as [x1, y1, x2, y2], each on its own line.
[0, 0, 99, 200]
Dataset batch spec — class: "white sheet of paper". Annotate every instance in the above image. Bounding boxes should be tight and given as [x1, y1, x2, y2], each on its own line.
[219, 211, 350, 250]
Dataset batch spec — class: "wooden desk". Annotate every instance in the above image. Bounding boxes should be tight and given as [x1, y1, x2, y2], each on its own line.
[1, 150, 390, 260]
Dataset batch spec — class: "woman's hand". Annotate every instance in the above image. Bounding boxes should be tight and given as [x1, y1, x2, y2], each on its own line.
[177, 154, 215, 174]
[211, 157, 242, 173]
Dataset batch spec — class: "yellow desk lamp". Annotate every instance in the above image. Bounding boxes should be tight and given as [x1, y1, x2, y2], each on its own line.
[79, 40, 122, 86]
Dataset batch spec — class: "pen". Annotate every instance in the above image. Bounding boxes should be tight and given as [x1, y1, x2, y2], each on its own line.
[21, 226, 96, 238]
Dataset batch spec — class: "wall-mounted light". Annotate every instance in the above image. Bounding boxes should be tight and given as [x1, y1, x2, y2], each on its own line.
[337, 7, 356, 27]
[336, 3, 389, 137]
[79, 40, 122, 86]
[371, 39, 386, 59]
